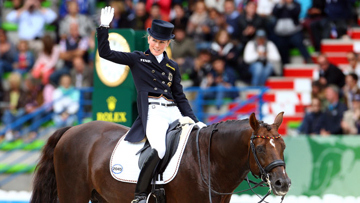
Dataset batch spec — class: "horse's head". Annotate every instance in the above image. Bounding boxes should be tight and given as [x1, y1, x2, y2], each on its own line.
[248, 112, 291, 196]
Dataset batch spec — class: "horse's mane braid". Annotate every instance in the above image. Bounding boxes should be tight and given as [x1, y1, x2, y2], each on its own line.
[210, 118, 271, 131]
[208, 119, 247, 128]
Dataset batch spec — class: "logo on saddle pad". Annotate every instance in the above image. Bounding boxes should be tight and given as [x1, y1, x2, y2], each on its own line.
[112, 164, 123, 174]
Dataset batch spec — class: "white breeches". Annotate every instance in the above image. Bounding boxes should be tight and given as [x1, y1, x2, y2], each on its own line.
[146, 97, 182, 159]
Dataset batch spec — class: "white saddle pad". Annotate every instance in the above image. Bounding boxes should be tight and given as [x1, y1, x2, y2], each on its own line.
[110, 119, 197, 184]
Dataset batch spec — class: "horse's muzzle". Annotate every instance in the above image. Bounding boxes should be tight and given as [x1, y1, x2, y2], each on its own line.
[271, 176, 291, 196]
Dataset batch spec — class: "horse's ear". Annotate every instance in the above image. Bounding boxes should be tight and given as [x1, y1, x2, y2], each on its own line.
[249, 113, 259, 132]
[274, 112, 284, 129]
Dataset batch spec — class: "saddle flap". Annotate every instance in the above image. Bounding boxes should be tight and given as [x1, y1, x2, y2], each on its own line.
[138, 119, 182, 172]
[137, 140, 151, 169]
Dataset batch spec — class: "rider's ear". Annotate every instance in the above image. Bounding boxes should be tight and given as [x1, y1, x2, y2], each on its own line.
[249, 113, 259, 132]
[274, 112, 284, 129]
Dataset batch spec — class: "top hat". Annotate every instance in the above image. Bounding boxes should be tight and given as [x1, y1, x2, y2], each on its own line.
[147, 20, 175, 41]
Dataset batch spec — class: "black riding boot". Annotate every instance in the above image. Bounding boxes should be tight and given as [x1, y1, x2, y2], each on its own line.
[131, 149, 161, 203]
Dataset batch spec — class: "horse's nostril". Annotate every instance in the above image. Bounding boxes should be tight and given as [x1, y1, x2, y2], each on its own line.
[275, 180, 282, 187]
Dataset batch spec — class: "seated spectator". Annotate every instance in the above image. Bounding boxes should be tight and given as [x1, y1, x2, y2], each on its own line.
[70, 56, 93, 88]
[318, 54, 345, 88]
[202, 8, 222, 44]
[272, 0, 313, 64]
[187, 1, 208, 44]
[320, 85, 348, 136]
[311, 80, 326, 110]
[343, 52, 360, 83]
[299, 97, 325, 135]
[13, 40, 34, 75]
[6, 0, 57, 53]
[171, 3, 189, 30]
[303, 0, 326, 52]
[131, 2, 148, 30]
[23, 75, 45, 141]
[53, 74, 80, 128]
[1, 73, 26, 141]
[59, 1, 96, 40]
[203, 57, 238, 109]
[32, 35, 60, 85]
[188, 49, 213, 87]
[237, 1, 265, 49]
[244, 29, 280, 86]
[310, 0, 355, 51]
[224, 0, 241, 39]
[0, 29, 16, 78]
[52, 23, 89, 85]
[58, 0, 90, 18]
[145, 4, 168, 30]
[341, 94, 360, 135]
[343, 73, 360, 109]
[146, 0, 171, 22]
[109, 0, 133, 29]
[172, 27, 197, 71]
[124, 0, 135, 18]
[210, 29, 239, 69]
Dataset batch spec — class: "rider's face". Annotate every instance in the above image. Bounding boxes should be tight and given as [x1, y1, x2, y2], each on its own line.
[148, 36, 170, 56]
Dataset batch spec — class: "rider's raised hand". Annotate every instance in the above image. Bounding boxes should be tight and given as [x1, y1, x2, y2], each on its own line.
[100, 6, 114, 27]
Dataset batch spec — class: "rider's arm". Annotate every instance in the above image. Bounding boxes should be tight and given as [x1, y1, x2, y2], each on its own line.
[96, 27, 138, 67]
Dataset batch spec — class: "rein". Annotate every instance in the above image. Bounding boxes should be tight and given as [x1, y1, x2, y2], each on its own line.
[195, 125, 286, 203]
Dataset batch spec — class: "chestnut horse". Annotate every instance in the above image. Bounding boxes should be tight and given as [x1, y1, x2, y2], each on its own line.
[30, 112, 291, 203]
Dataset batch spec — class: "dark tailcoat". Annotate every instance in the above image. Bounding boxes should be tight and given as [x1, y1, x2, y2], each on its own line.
[97, 27, 199, 142]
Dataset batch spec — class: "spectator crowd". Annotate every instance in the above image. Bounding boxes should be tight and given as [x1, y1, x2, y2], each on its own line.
[0, 0, 360, 141]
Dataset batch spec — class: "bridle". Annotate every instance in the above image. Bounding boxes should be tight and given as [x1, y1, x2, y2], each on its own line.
[248, 132, 286, 202]
[195, 124, 286, 203]
[249, 132, 286, 182]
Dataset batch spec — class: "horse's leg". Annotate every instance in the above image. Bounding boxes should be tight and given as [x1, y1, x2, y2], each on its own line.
[89, 129, 135, 202]
[220, 195, 232, 203]
[56, 178, 91, 203]
[90, 190, 109, 203]
[55, 153, 92, 202]
[54, 129, 94, 203]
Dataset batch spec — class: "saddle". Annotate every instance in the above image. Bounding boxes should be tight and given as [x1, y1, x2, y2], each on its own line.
[137, 119, 185, 180]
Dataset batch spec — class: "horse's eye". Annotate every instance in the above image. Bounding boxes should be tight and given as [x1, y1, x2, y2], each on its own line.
[256, 146, 265, 154]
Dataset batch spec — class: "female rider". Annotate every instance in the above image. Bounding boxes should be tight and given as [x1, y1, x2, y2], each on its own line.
[97, 7, 205, 203]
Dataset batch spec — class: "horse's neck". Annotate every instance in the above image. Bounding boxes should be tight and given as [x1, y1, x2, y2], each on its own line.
[194, 126, 252, 192]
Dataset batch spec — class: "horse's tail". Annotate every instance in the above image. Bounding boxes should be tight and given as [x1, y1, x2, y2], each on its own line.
[30, 126, 72, 203]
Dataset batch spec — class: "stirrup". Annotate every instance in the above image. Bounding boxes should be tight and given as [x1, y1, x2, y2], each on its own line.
[131, 196, 147, 203]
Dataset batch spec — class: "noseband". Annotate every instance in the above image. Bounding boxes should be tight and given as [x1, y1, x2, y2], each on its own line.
[249, 132, 286, 182]
[195, 124, 286, 203]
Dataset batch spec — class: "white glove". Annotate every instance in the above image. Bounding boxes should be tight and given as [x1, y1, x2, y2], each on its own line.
[196, 121, 207, 128]
[100, 6, 114, 27]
